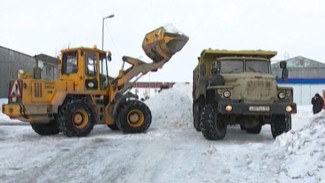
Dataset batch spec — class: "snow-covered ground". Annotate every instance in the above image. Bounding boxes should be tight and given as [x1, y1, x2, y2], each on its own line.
[0, 83, 324, 183]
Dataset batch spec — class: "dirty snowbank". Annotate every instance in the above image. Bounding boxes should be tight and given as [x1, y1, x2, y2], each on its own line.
[0, 83, 325, 182]
[270, 111, 325, 182]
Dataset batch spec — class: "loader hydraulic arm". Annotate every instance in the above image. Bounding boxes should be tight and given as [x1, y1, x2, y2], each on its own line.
[116, 56, 168, 87]
[113, 25, 189, 94]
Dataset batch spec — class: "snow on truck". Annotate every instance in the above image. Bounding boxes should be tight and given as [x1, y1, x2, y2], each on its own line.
[2, 25, 188, 137]
[193, 49, 297, 140]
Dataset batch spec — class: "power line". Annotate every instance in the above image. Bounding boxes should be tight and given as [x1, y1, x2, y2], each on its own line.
[104, 22, 122, 58]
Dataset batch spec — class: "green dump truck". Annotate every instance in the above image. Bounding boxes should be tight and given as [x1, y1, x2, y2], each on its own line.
[192, 49, 297, 140]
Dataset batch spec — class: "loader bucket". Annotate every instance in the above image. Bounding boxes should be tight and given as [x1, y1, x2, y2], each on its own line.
[142, 24, 189, 63]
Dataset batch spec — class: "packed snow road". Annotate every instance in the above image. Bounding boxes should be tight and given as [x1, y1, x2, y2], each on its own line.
[0, 84, 324, 183]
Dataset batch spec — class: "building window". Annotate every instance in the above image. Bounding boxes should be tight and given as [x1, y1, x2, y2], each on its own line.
[46, 66, 52, 76]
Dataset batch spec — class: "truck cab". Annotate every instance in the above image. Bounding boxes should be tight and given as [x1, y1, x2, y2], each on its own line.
[193, 49, 296, 140]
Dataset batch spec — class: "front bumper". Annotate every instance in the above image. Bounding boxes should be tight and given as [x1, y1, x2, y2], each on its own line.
[2, 104, 22, 119]
[217, 101, 297, 115]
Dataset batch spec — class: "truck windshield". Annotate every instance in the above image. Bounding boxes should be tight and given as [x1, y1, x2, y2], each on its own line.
[219, 60, 243, 73]
[246, 60, 269, 73]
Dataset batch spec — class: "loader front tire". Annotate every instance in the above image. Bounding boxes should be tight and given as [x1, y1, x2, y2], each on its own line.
[57, 99, 95, 137]
[116, 100, 152, 133]
[31, 120, 60, 136]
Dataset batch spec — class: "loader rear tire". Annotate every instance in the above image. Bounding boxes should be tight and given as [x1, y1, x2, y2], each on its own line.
[116, 100, 152, 133]
[31, 120, 60, 136]
[57, 98, 95, 137]
[200, 105, 227, 140]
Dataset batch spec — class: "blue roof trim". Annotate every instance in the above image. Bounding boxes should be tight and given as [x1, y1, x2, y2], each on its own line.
[277, 78, 325, 84]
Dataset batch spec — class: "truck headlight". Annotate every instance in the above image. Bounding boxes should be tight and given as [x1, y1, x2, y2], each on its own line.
[223, 90, 231, 98]
[278, 92, 285, 99]
[286, 105, 293, 112]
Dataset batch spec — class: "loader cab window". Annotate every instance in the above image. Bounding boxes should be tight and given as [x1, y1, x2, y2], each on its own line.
[99, 53, 109, 89]
[85, 52, 97, 76]
[62, 51, 78, 74]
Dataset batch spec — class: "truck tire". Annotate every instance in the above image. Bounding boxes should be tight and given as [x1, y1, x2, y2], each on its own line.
[31, 120, 60, 136]
[193, 102, 202, 131]
[246, 125, 262, 134]
[200, 105, 227, 140]
[271, 114, 291, 139]
[57, 99, 95, 137]
[107, 124, 119, 131]
[116, 100, 151, 133]
[240, 124, 246, 130]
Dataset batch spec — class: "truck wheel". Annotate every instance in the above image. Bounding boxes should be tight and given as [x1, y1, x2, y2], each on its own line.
[116, 100, 152, 133]
[246, 125, 262, 134]
[57, 99, 95, 137]
[107, 124, 119, 131]
[193, 102, 202, 131]
[200, 105, 227, 140]
[240, 124, 246, 130]
[31, 120, 60, 136]
[271, 114, 291, 139]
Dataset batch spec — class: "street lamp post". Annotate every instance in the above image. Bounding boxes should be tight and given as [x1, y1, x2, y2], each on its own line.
[102, 14, 115, 50]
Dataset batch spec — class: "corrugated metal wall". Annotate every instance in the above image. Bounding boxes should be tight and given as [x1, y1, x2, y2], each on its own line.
[0, 46, 35, 98]
[272, 67, 325, 79]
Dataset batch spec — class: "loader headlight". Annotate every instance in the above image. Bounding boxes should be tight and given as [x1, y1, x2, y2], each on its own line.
[278, 92, 285, 99]
[223, 90, 231, 98]
[88, 82, 95, 88]
[18, 69, 24, 79]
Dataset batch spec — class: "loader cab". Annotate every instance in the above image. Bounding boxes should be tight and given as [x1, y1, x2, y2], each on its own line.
[59, 47, 110, 91]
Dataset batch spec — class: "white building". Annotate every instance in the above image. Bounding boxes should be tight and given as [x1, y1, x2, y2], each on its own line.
[272, 56, 325, 105]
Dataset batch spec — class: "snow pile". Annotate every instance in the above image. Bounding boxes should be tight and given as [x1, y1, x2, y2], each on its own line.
[145, 83, 193, 129]
[1, 82, 325, 182]
[271, 111, 325, 182]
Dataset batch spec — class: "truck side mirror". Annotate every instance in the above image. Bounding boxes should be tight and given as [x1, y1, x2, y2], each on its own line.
[211, 67, 218, 74]
[216, 61, 221, 74]
[282, 68, 288, 81]
[280, 61, 287, 69]
[280, 61, 288, 81]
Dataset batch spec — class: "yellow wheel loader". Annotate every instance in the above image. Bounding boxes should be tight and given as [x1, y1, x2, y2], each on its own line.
[2, 25, 188, 137]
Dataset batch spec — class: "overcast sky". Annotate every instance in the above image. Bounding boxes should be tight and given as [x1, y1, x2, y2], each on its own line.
[1, 0, 325, 82]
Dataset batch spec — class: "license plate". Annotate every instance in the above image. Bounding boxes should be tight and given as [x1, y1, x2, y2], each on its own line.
[249, 106, 270, 112]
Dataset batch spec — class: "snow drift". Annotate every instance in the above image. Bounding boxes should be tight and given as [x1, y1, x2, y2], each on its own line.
[145, 83, 193, 129]
[0, 83, 325, 183]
